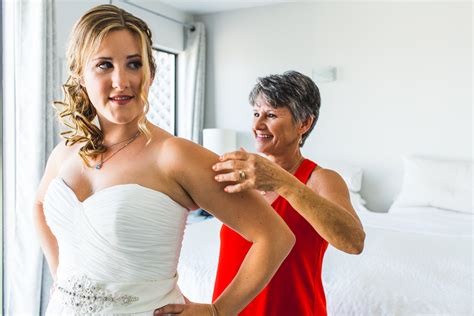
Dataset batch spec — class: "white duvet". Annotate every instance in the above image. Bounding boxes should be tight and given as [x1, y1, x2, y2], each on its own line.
[177, 216, 221, 303]
[178, 206, 473, 315]
[324, 207, 473, 316]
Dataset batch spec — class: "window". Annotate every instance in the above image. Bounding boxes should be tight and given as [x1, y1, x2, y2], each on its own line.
[147, 49, 176, 135]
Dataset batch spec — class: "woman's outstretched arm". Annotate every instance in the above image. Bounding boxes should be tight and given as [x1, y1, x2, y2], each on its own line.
[213, 150, 365, 254]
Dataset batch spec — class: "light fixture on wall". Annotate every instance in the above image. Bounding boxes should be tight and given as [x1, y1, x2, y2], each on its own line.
[312, 67, 337, 83]
[202, 128, 237, 155]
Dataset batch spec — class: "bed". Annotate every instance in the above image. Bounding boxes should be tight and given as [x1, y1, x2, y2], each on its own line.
[177, 157, 473, 315]
[323, 206, 472, 315]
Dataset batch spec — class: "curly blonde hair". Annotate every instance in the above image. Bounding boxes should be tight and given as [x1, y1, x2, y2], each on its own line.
[54, 4, 156, 166]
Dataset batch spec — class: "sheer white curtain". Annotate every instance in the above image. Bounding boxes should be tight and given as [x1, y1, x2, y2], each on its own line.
[177, 22, 206, 143]
[4, 0, 59, 314]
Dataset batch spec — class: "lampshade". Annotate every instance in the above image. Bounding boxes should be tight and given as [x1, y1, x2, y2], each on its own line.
[202, 128, 237, 155]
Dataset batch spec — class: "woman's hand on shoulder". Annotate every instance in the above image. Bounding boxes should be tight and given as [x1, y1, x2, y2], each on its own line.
[212, 148, 286, 193]
[159, 136, 295, 254]
[156, 138, 265, 223]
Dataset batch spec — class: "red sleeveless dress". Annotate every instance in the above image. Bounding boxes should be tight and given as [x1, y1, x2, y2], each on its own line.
[213, 159, 328, 316]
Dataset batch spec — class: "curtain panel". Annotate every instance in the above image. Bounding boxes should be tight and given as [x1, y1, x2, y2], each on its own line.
[177, 22, 206, 144]
[3, 0, 59, 314]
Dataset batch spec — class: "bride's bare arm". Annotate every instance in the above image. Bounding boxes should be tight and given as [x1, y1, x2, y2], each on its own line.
[33, 144, 66, 281]
[33, 202, 59, 280]
[162, 138, 295, 315]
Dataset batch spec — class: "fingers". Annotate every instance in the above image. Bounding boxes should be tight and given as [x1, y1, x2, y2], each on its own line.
[214, 170, 243, 183]
[155, 303, 214, 316]
[213, 150, 257, 193]
[219, 150, 248, 162]
[224, 182, 251, 193]
[154, 304, 185, 315]
[213, 159, 245, 172]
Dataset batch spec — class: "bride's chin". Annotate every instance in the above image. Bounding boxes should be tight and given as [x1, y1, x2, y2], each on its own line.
[105, 112, 143, 125]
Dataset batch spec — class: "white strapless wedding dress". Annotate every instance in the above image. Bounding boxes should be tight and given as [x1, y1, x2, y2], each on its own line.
[43, 178, 188, 315]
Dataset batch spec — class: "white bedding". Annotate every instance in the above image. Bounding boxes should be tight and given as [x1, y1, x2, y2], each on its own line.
[177, 206, 473, 315]
[177, 217, 221, 303]
[324, 206, 473, 316]
[360, 206, 473, 236]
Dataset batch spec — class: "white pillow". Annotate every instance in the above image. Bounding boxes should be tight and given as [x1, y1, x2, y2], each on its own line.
[350, 192, 372, 214]
[392, 156, 473, 214]
[326, 163, 363, 193]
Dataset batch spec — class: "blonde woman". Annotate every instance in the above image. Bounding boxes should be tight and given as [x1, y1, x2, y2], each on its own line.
[33, 5, 294, 315]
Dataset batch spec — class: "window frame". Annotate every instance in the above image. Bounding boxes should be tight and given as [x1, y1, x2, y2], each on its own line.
[149, 47, 177, 136]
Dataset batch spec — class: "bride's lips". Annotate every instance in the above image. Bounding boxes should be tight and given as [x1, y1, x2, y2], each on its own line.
[109, 95, 134, 105]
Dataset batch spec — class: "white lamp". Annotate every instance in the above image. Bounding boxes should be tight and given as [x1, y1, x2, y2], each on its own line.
[202, 128, 237, 155]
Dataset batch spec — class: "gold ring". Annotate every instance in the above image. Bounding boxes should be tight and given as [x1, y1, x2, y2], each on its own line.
[239, 170, 246, 181]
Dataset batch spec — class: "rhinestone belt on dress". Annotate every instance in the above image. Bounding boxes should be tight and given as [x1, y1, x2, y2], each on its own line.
[55, 275, 139, 313]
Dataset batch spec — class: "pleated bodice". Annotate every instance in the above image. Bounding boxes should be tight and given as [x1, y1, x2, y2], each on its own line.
[43, 177, 188, 315]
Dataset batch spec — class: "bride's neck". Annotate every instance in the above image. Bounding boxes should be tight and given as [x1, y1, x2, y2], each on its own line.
[98, 118, 144, 146]
[102, 129, 140, 147]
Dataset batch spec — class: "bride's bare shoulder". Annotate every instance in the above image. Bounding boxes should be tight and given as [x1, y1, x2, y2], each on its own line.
[152, 133, 216, 172]
[48, 140, 82, 165]
[36, 140, 82, 201]
[162, 136, 212, 159]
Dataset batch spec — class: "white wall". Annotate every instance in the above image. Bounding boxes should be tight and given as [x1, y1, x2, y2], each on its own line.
[198, 2, 472, 211]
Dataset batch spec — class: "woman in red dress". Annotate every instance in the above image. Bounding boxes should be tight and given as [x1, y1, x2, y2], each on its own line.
[212, 71, 366, 316]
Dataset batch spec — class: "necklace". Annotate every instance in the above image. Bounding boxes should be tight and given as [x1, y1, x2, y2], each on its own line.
[103, 134, 138, 148]
[95, 131, 140, 170]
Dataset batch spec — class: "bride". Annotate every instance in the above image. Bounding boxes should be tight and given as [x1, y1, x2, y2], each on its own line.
[33, 4, 295, 315]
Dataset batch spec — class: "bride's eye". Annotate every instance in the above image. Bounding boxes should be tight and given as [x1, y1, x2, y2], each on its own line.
[129, 61, 143, 70]
[97, 61, 113, 70]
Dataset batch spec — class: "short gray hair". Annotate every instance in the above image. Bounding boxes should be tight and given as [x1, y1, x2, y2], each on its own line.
[249, 71, 321, 147]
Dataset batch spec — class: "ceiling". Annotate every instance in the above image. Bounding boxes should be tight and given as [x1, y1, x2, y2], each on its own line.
[157, 0, 284, 15]
[156, 0, 452, 15]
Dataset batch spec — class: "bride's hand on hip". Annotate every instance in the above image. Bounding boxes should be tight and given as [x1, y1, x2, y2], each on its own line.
[154, 302, 217, 316]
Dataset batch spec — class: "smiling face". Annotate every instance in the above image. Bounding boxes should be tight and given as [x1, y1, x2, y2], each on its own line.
[252, 94, 306, 156]
[80, 29, 150, 126]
